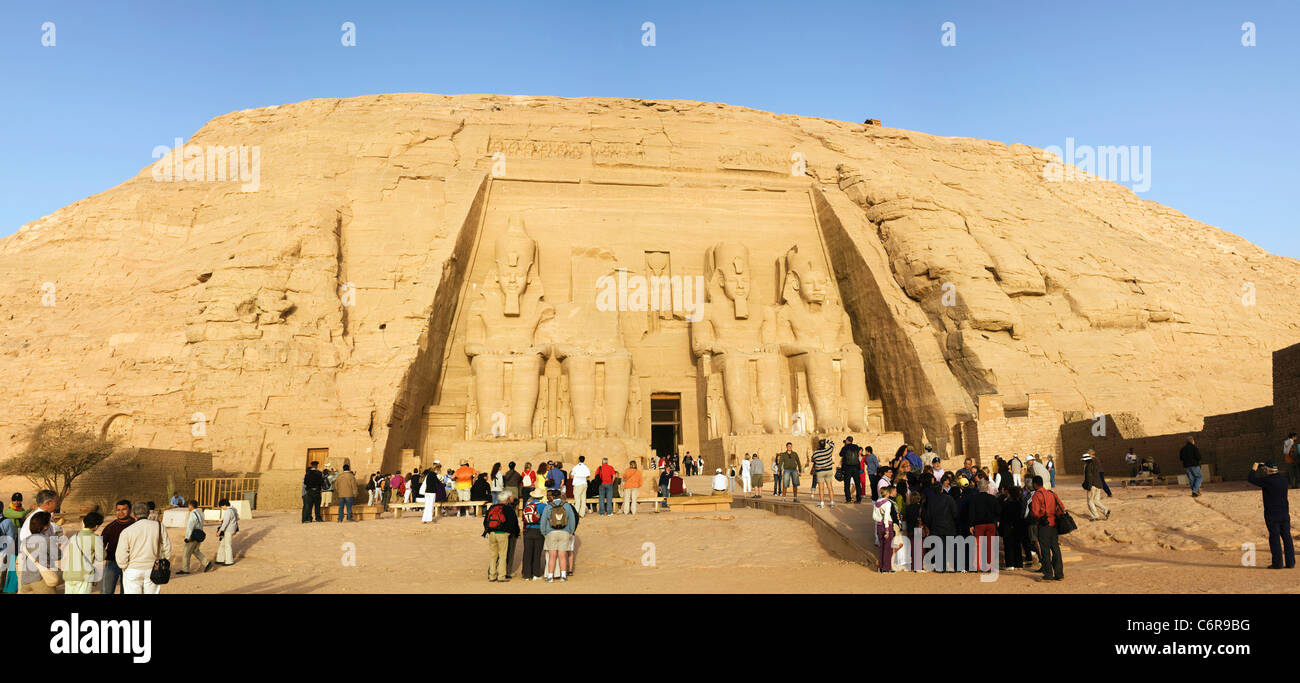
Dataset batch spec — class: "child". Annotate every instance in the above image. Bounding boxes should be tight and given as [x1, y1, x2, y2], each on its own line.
[872, 484, 898, 573]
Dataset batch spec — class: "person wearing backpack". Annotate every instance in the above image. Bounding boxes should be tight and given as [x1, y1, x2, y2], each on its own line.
[177, 499, 212, 574]
[520, 488, 548, 580]
[63, 511, 105, 594]
[482, 491, 520, 582]
[540, 488, 577, 582]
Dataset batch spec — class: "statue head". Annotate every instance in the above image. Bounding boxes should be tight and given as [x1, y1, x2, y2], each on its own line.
[781, 244, 829, 305]
[493, 215, 537, 316]
[706, 242, 752, 319]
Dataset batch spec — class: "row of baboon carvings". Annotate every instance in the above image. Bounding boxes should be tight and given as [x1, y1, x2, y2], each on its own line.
[463, 217, 871, 440]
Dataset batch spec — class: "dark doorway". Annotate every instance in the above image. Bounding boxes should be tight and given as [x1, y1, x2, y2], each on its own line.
[650, 393, 681, 461]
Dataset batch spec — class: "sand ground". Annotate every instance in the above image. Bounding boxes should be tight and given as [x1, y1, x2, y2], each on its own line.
[19, 473, 1300, 594]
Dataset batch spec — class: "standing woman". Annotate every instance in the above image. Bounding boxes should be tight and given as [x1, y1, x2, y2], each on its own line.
[872, 484, 897, 573]
[1047, 455, 1057, 489]
[520, 462, 537, 503]
[215, 498, 239, 566]
[739, 455, 752, 494]
[365, 474, 376, 506]
[421, 464, 442, 523]
[490, 463, 504, 505]
[18, 511, 60, 594]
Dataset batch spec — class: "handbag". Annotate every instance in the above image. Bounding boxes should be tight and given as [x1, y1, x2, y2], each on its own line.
[149, 520, 171, 585]
[21, 544, 61, 587]
[187, 510, 207, 543]
[833, 467, 845, 482]
[1052, 494, 1077, 535]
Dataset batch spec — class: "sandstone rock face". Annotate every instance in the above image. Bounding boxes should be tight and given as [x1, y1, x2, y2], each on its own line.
[1, 94, 1296, 475]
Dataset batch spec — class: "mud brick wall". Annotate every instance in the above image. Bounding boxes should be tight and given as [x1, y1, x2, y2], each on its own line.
[63, 448, 212, 513]
[964, 393, 1064, 471]
[1273, 343, 1300, 439]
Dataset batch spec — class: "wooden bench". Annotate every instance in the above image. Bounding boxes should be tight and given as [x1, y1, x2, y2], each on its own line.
[657, 494, 733, 512]
[574, 496, 666, 513]
[318, 504, 383, 521]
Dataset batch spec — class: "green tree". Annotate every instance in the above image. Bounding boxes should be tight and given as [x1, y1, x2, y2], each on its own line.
[0, 416, 118, 509]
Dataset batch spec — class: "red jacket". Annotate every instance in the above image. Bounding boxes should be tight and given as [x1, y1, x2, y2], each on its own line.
[1030, 489, 1064, 526]
[596, 464, 617, 485]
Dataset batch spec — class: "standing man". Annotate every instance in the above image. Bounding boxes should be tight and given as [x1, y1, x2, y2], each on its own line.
[1009, 454, 1024, 488]
[18, 489, 60, 543]
[749, 454, 764, 499]
[1124, 448, 1139, 478]
[115, 502, 171, 594]
[657, 467, 671, 510]
[595, 458, 618, 516]
[1082, 450, 1110, 520]
[454, 461, 477, 517]
[1283, 433, 1297, 489]
[503, 461, 523, 504]
[177, 499, 211, 575]
[540, 488, 577, 582]
[333, 464, 359, 522]
[1028, 476, 1065, 582]
[302, 461, 325, 523]
[482, 491, 520, 582]
[100, 500, 134, 594]
[839, 437, 863, 504]
[520, 489, 547, 580]
[621, 461, 642, 514]
[863, 446, 880, 501]
[215, 498, 239, 566]
[1179, 436, 1203, 498]
[1248, 461, 1294, 569]
[779, 442, 802, 504]
[570, 456, 592, 517]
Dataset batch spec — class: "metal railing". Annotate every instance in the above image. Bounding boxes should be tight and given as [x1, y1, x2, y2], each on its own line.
[194, 477, 260, 508]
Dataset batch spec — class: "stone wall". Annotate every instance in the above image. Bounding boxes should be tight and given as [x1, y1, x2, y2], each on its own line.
[957, 392, 1064, 471]
[1059, 341, 1300, 481]
[62, 448, 212, 513]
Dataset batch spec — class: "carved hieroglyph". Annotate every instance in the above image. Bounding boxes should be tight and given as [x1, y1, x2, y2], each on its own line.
[690, 242, 782, 435]
[465, 216, 553, 438]
[775, 244, 869, 432]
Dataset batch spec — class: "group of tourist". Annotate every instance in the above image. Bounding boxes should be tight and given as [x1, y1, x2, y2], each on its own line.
[1, 489, 239, 594]
[651, 451, 704, 476]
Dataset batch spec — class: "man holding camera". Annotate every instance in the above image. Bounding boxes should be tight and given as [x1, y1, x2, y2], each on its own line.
[1248, 461, 1294, 570]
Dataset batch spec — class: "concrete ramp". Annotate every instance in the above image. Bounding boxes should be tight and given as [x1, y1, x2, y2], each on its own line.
[732, 496, 878, 567]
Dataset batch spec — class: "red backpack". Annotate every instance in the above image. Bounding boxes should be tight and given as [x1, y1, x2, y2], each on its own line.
[486, 504, 509, 531]
[522, 500, 542, 525]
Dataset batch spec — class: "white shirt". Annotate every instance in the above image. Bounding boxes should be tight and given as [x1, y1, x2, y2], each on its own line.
[712, 473, 728, 491]
[740, 459, 751, 475]
[1284, 439, 1295, 457]
[571, 463, 591, 485]
[1125, 452, 1138, 464]
[19, 507, 61, 545]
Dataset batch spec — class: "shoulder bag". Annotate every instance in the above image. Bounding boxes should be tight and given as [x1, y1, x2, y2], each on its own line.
[149, 520, 171, 585]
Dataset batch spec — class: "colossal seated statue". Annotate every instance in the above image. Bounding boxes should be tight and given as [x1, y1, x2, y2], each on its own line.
[546, 249, 634, 438]
[774, 244, 869, 432]
[465, 217, 554, 438]
[690, 242, 781, 435]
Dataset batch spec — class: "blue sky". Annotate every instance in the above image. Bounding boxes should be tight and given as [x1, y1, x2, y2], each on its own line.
[1, 0, 1296, 257]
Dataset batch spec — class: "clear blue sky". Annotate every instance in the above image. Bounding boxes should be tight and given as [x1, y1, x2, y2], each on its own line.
[1, 0, 1296, 257]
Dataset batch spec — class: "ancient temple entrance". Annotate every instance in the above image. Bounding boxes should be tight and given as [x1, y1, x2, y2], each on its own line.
[650, 393, 682, 459]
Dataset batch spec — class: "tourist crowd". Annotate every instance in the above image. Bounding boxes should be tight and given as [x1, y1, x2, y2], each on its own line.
[0, 489, 239, 594]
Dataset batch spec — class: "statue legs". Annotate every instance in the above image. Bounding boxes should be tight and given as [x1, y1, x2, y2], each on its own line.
[717, 354, 757, 434]
[561, 355, 597, 436]
[470, 354, 505, 438]
[603, 353, 632, 437]
[756, 354, 782, 434]
[794, 352, 845, 432]
[508, 354, 544, 438]
[841, 348, 869, 432]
